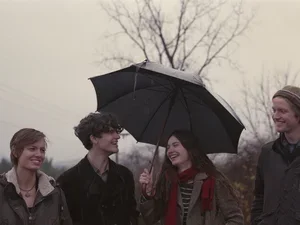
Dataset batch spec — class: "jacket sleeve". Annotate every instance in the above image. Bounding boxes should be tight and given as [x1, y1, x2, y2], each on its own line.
[139, 196, 163, 225]
[216, 178, 244, 225]
[57, 173, 79, 223]
[251, 150, 265, 225]
[60, 188, 74, 225]
[127, 171, 140, 225]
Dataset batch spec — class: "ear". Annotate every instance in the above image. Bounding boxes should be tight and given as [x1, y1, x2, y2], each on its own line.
[90, 135, 98, 145]
[12, 147, 19, 158]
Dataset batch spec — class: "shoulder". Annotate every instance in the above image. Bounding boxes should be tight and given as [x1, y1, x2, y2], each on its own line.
[0, 173, 7, 188]
[214, 172, 233, 192]
[262, 141, 275, 152]
[115, 162, 134, 177]
[110, 160, 134, 180]
[56, 163, 79, 185]
[258, 140, 276, 162]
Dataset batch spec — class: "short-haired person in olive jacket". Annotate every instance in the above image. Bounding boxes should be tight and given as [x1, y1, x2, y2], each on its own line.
[57, 112, 139, 225]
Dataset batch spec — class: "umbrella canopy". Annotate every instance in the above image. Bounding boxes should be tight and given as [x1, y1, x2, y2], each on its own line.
[90, 60, 244, 154]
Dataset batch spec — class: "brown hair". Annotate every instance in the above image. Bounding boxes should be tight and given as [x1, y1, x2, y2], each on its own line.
[74, 112, 123, 150]
[10, 128, 47, 166]
[154, 130, 238, 209]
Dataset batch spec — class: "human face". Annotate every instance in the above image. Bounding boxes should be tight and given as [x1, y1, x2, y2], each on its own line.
[166, 136, 192, 172]
[16, 139, 46, 171]
[93, 129, 120, 154]
[272, 97, 300, 133]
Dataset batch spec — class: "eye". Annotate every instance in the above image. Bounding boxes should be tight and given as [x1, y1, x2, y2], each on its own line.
[40, 148, 46, 153]
[173, 143, 179, 147]
[109, 129, 116, 134]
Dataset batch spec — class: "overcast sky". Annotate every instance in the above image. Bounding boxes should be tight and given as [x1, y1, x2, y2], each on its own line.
[0, 0, 299, 164]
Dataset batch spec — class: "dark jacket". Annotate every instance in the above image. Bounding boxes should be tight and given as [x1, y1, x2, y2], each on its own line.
[0, 168, 72, 225]
[251, 136, 300, 225]
[57, 156, 139, 225]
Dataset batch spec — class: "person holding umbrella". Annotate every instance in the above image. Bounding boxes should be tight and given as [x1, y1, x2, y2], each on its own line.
[139, 129, 244, 225]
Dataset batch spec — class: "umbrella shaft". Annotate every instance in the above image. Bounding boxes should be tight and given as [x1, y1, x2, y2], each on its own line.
[149, 88, 178, 173]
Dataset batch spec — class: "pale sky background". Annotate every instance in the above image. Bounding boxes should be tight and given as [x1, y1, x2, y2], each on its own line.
[0, 0, 299, 165]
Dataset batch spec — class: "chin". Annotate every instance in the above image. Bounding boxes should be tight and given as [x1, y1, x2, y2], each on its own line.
[171, 161, 179, 167]
[108, 148, 119, 155]
[25, 166, 40, 171]
[275, 127, 287, 133]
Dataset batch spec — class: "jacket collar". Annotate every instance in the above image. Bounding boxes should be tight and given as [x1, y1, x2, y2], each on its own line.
[78, 155, 122, 176]
[273, 134, 300, 163]
[77, 155, 125, 190]
[5, 167, 55, 196]
[177, 172, 208, 214]
[188, 172, 208, 213]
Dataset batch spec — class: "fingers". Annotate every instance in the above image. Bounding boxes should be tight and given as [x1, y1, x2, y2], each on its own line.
[139, 168, 153, 185]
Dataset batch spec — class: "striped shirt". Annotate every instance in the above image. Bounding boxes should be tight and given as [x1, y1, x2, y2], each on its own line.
[179, 181, 194, 225]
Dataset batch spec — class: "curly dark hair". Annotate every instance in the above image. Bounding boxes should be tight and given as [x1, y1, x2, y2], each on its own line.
[74, 112, 123, 150]
[153, 129, 238, 210]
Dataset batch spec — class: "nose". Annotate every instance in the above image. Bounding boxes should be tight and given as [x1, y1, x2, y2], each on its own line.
[167, 146, 174, 154]
[37, 148, 46, 156]
[114, 132, 120, 139]
[35, 149, 43, 157]
[273, 111, 280, 120]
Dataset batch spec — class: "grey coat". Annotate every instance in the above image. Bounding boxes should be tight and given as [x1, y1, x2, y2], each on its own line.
[140, 172, 244, 225]
[251, 136, 300, 225]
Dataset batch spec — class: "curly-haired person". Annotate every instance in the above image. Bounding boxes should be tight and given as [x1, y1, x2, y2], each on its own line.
[57, 112, 139, 225]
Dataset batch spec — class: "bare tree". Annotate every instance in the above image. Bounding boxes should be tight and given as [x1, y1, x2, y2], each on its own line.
[239, 67, 300, 146]
[99, 0, 253, 84]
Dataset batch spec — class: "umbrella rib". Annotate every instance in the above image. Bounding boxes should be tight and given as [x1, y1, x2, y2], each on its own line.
[99, 84, 171, 109]
[183, 86, 208, 106]
[183, 86, 240, 147]
[97, 73, 180, 110]
[179, 87, 193, 131]
[143, 74, 175, 91]
[138, 88, 176, 141]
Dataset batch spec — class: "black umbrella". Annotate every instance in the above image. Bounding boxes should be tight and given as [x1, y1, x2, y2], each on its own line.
[90, 60, 244, 167]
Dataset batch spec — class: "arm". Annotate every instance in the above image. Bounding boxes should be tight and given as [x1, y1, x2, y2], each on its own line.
[60, 188, 74, 225]
[138, 168, 164, 225]
[127, 171, 140, 225]
[139, 195, 163, 225]
[57, 173, 79, 224]
[216, 178, 244, 225]
[250, 152, 265, 225]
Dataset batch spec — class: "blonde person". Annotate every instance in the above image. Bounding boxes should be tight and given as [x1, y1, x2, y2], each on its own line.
[0, 128, 72, 225]
[251, 86, 300, 225]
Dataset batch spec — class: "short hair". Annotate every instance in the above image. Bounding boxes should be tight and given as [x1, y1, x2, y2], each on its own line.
[74, 112, 123, 150]
[10, 128, 47, 166]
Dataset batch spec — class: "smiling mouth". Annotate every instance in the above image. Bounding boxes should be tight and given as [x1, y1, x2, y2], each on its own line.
[169, 154, 179, 160]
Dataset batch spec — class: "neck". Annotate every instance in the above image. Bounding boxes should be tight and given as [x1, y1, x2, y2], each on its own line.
[16, 166, 37, 190]
[177, 161, 192, 173]
[284, 127, 300, 144]
[87, 148, 109, 174]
